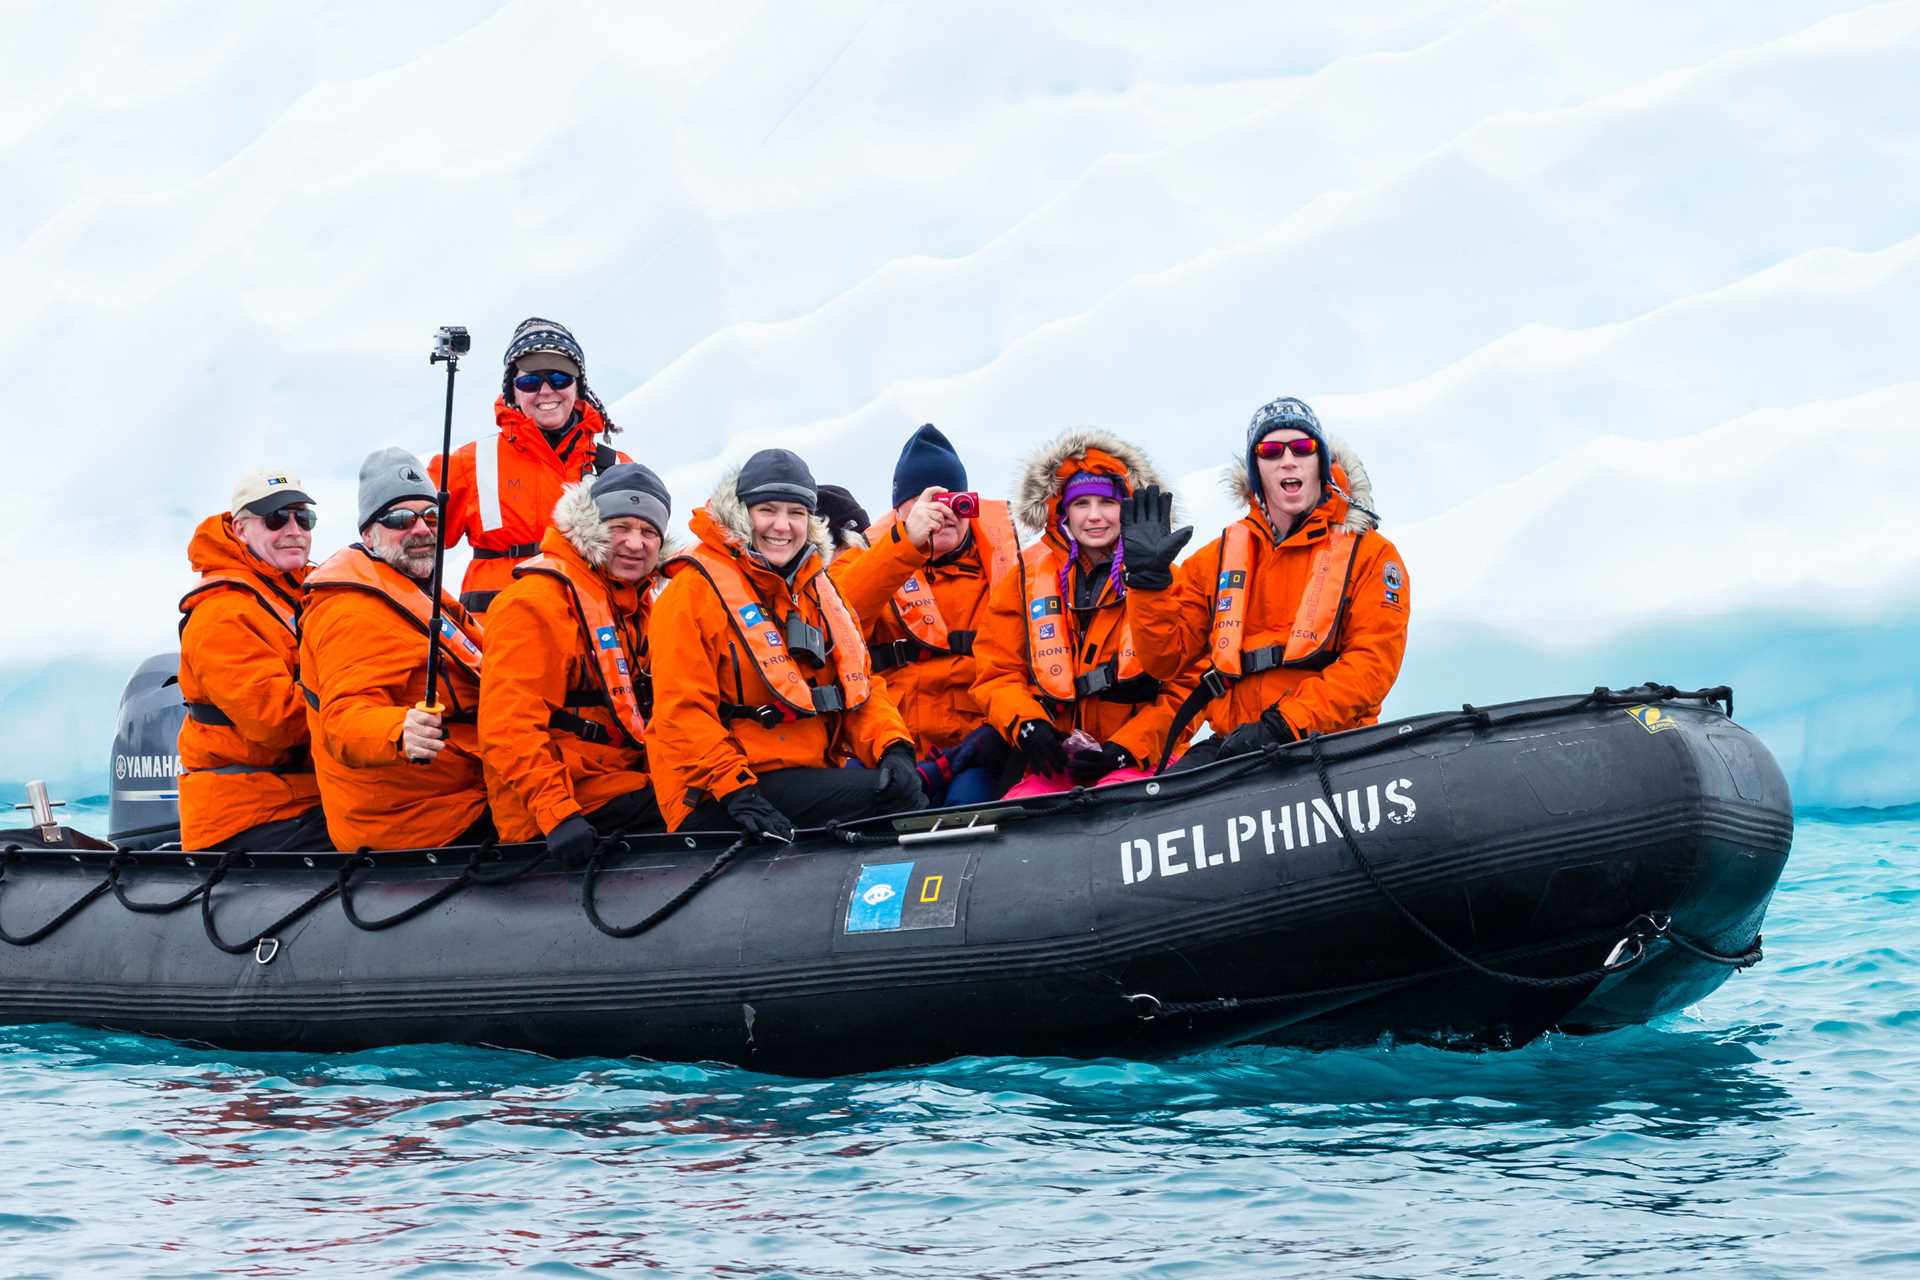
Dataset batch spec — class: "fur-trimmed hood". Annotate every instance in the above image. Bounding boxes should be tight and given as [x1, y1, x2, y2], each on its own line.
[696, 463, 837, 566]
[1014, 427, 1166, 536]
[550, 480, 682, 570]
[1224, 436, 1378, 535]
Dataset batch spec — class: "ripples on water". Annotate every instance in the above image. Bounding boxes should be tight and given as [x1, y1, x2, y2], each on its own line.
[1, 809, 1913, 1277]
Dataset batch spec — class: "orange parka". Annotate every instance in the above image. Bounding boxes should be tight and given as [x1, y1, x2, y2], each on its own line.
[646, 483, 913, 832]
[431, 398, 630, 613]
[176, 515, 320, 849]
[299, 545, 488, 850]
[478, 485, 662, 842]
[828, 505, 1018, 756]
[1127, 443, 1410, 739]
[970, 431, 1197, 767]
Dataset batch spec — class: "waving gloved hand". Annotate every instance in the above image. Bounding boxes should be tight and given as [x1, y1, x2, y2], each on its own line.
[1217, 707, 1299, 758]
[877, 743, 930, 811]
[723, 785, 796, 843]
[1120, 484, 1193, 591]
[1068, 741, 1136, 785]
[545, 813, 598, 869]
[1015, 719, 1070, 776]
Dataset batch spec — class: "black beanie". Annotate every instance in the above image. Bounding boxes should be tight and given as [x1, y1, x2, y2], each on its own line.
[816, 484, 871, 545]
[1245, 396, 1332, 493]
[891, 423, 968, 509]
[736, 448, 818, 511]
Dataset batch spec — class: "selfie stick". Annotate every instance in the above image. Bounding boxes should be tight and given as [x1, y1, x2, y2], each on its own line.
[422, 325, 468, 711]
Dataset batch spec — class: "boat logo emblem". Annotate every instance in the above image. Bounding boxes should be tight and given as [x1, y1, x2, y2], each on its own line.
[1383, 562, 1404, 591]
[861, 883, 896, 906]
[1625, 705, 1678, 734]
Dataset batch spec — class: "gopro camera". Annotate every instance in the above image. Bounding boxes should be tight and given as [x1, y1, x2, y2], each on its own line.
[431, 324, 471, 364]
[931, 490, 980, 519]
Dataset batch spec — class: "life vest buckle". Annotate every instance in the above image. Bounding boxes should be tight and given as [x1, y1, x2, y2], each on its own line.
[1199, 669, 1231, 701]
[1074, 664, 1117, 698]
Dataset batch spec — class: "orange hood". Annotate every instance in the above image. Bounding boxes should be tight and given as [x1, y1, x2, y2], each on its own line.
[187, 513, 312, 583]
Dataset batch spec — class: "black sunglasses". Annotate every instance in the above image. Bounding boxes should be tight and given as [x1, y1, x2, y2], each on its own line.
[513, 369, 576, 393]
[260, 506, 317, 531]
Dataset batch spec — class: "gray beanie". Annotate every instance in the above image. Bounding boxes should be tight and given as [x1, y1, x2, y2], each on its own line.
[592, 462, 671, 534]
[735, 448, 817, 512]
[1245, 396, 1332, 493]
[358, 447, 437, 529]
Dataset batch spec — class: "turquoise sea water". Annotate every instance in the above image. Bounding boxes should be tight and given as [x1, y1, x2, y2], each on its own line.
[0, 807, 1913, 1277]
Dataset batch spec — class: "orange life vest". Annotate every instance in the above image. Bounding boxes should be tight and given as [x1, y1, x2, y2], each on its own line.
[1209, 521, 1361, 676]
[179, 574, 301, 637]
[1018, 542, 1150, 703]
[176, 573, 308, 747]
[670, 545, 872, 718]
[305, 547, 484, 684]
[511, 553, 649, 747]
[868, 500, 1020, 659]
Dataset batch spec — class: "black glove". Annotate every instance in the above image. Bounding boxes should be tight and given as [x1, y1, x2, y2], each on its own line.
[1015, 719, 1070, 776]
[545, 813, 598, 869]
[1217, 707, 1298, 757]
[1068, 741, 1136, 785]
[1120, 484, 1193, 591]
[949, 723, 1011, 776]
[877, 744, 930, 810]
[723, 785, 795, 842]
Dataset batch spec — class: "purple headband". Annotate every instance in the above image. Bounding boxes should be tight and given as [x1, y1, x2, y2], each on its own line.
[1061, 472, 1124, 506]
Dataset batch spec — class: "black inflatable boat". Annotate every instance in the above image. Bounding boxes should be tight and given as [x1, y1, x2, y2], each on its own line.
[0, 684, 1790, 1074]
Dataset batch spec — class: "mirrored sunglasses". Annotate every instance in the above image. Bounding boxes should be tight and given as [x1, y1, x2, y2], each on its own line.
[374, 507, 439, 531]
[513, 369, 576, 393]
[1254, 437, 1319, 459]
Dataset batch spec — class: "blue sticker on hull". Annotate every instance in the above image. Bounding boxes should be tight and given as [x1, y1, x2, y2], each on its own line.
[845, 862, 914, 932]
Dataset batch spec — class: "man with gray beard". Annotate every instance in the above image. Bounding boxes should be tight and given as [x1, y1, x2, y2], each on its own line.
[299, 448, 491, 851]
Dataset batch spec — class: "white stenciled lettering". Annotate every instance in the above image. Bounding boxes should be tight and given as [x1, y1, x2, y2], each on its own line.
[1157, 829, 1189, 877]
[1385, 777, 1417, 825]
[1191, 823, 1217, 869]
[1269, 805, 1291, 852]
[1120, 779, 1419, 889]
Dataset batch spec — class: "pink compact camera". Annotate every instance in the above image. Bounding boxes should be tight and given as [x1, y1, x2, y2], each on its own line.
[931, 490, 980, 519]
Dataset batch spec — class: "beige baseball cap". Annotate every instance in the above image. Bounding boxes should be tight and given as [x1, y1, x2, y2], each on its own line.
[230, 469, 315, 518]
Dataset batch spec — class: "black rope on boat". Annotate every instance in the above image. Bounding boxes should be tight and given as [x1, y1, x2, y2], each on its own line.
[0, 847, 112, 946]
[582, 836, 748, 939]
[339, 846, 466, 931]
[1303, 731, 1666, 991]
[1134, 925, 1641, 1019]
[200, 855, 352, 956]
[106, 850, 212, 914]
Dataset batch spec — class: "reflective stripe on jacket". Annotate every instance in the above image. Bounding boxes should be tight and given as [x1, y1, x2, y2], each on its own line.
[431, 398, 629, 611]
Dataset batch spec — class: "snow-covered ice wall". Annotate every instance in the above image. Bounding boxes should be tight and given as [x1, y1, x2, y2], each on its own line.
[2, 0, 1914, 806]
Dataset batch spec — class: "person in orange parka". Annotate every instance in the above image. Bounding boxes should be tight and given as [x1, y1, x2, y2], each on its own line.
[176, 469, 328, 851]
[969, 429, 1198, 787]
[479, 464, 675, 864]
[431, 318, 632, 614]
[300, 449, 491, 851]
[827, 424, 1015, 806]
[1117, 396, 1410, 769]
[646, 448, 926, 838]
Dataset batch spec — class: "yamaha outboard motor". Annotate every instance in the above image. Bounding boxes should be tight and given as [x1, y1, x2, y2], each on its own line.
[108, 653, 186, 850]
